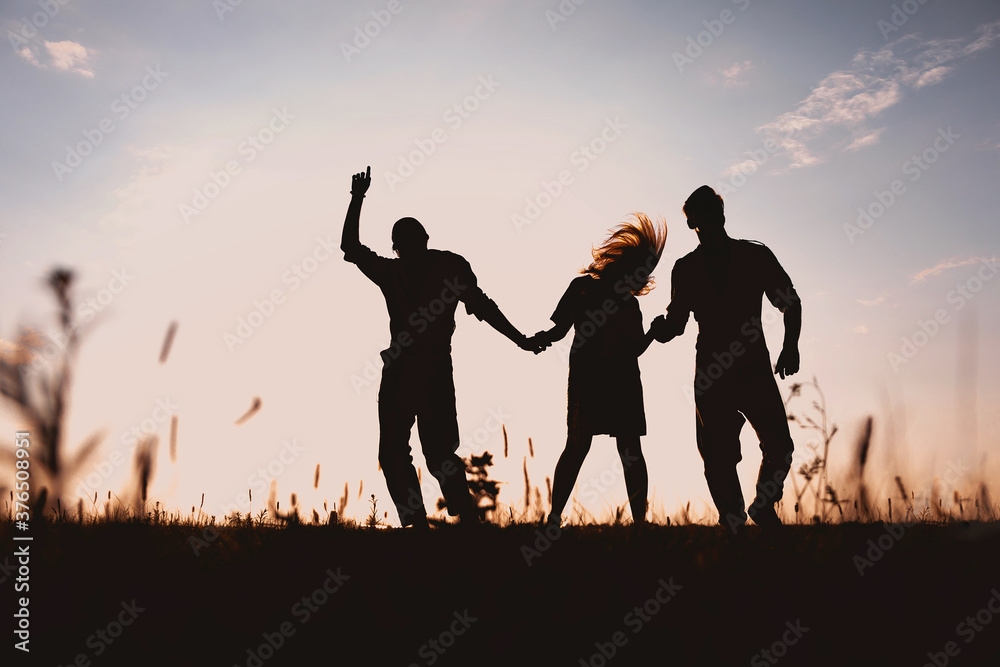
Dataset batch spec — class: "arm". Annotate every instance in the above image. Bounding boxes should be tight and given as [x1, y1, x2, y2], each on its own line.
[460, 261, 544, 354]
[637, 327, 657, 356]
[533, 320, 572, 346]
[651, 264, 688, 343]
[766, 255, 801, 378]
[482, 304, 542, 353]
[340, 166, 370, 257]
[774, 293, 801, 379]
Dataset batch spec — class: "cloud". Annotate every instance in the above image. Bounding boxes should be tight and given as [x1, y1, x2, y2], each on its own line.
[857, 296, 887, 306]
[717, 60, 754, 88]
[15, 39, 95, 78]
[845, 128, 886, 152]
[852, 325, 870, 334]
[738, 20, 1000, 171]
[909, 256, 1000, 284]
[46, 40, 95, 77]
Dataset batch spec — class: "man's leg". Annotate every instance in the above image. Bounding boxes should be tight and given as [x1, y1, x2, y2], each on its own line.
[377, 362, 427, 528]
[416, 354, 476, 522]
[740, 367, 795, 527]
[695, 379, 747, 533]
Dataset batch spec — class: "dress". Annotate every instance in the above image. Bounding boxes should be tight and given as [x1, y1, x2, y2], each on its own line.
[551, 275, 646, 437]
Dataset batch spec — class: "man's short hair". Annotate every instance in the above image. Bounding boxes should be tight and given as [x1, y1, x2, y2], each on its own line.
[683, 186, 725, 228]
[391, 217, 429, 252]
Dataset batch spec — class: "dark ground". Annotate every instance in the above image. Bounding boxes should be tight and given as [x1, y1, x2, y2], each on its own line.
[4, 520, 1000, 666]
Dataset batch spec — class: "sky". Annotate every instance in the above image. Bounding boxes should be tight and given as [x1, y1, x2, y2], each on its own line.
[1, 0, 999, 525]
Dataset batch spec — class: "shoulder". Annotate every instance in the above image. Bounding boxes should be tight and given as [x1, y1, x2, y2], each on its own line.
[430, 249, 474, 271]
[672, 247, 701, 274]
[560, 275, 593, 301]
[735, 238, 779, 261]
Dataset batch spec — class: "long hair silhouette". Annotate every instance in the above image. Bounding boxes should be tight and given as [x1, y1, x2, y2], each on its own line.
[581, 213, 666, 296]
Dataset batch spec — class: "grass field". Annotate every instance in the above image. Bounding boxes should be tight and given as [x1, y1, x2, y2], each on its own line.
[4, 511, 1000, 666]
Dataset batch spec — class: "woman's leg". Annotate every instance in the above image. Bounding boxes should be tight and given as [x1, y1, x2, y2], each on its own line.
[549, 428, 593, 523]
[616, 435, 648, 524]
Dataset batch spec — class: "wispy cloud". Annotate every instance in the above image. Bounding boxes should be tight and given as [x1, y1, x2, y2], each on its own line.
[716, 60, 754, 88]
[857, 295, 887, 306]
[739, 20, 1000, 171]
[15, 39, 95, 78]
[910, 255, 999, 284]
[852, 325, 870, 334]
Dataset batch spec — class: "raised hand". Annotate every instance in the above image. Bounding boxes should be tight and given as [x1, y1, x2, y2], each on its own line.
[351, 166, 371, 196]
[774, 346, 800, 379]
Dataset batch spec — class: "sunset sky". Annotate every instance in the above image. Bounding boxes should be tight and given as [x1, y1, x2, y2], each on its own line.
[1, 0, 999, 524]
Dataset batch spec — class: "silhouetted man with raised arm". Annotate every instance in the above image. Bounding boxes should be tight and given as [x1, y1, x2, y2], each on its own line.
[653, 185, 801, 533]
[342, 166, 541, 529]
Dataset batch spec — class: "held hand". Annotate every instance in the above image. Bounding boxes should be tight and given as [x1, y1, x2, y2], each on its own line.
[351, 166, 371, 196]
[774, 346, 800, 379]
[650, 315, 673, 343]
[519, 333, 549, 355]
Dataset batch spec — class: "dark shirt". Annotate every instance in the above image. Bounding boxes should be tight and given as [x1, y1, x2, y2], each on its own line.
[344, 244, 492, 357]
[664, 239, 798, 367]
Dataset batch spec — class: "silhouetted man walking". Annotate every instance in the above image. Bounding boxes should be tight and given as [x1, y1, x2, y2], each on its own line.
[342, 166, 540, 529]
[654, 185, 801, 533]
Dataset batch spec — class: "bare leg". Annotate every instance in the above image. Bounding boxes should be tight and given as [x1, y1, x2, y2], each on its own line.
[549, 428, 593, 523]
[616, 435, 648, 524]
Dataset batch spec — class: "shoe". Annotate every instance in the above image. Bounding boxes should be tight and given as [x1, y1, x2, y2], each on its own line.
[748, 502, 782, 532]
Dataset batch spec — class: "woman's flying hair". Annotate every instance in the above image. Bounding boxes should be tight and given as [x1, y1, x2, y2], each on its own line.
[582, 213, 666, 296]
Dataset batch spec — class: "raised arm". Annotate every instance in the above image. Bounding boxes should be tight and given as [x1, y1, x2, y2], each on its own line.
[341, 166, 371, 256]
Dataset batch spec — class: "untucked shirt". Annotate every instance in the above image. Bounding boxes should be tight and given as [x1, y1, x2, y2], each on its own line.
[344, 244, 491, 357]
[664, 239, 798, 367]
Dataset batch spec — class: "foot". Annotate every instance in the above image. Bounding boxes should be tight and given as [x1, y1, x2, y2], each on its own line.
[748, 502, 782, 532]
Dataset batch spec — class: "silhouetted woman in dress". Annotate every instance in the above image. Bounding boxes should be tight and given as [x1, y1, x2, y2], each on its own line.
[532, 214, 666, 527]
